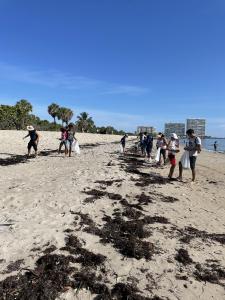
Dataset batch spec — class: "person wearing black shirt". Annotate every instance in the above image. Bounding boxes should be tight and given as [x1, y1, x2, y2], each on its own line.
[23, 125, 40, 157]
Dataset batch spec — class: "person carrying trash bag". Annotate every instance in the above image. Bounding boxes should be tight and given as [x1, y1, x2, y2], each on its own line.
[155, 133, 167, 165]
[67, 123, 76, 157]
[178, 129, 201, 183]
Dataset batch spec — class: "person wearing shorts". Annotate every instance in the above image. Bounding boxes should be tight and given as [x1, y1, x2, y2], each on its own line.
[23, 125, 39, 157]
[58, 127, 68, 155]
[67, 123, 76, 157]
[167, 133, 179, 180]
[145, 134, 153, 162]
[121, 134, 128, 153]
[178, 129, 201, 182]
[156, 133, 167, 165]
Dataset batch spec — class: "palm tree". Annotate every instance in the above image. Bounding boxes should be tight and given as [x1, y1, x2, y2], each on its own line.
[48, 103, 60, 124]
[76, 112, 94, 132]
[64, 108, 73, 125]
[57, 107, 73, 125]
[15, 99, 33, 129]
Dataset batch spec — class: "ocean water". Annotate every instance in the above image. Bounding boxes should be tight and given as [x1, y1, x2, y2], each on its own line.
[202, 138, 225, 153]
[181, 138, 225, 153]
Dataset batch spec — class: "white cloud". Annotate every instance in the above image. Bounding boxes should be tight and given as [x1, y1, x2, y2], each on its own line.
[0, 62, 149, 96]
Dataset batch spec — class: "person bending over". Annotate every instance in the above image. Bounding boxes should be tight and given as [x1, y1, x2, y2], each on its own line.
[23, 125, 39, 157]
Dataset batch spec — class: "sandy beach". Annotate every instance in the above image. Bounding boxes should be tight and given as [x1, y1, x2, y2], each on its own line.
[0, 130, 225, 300]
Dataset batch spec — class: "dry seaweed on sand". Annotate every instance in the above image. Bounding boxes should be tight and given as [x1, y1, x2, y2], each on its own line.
[83, 189, 123, 202]
[179, 226, 225, 245]
[87, 214, 158, 260]
[111, 283, 153, 300]
[194, 263, 225, 286]
[61, 235, 106, 268]
[2, 259, 24, 274]
[136, 193, 153, 205]
[72, 270, 111, 299]
[95, 179, 123, 186]
[175, 249, 193, 266]
[0, 254, 76, 300]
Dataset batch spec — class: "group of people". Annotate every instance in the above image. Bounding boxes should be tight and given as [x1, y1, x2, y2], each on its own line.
[121, 129, 202, 182]
[23, 123, 77, 157]
[58, 124, 76, 157]
[24, 124, 202, 182]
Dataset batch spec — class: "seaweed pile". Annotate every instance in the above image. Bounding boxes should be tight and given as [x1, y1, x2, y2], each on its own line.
[178, 226, 225, 245]
[175, 249, 193, 266]
[76, 211, 169, 260]
[0, 233, 160, 300]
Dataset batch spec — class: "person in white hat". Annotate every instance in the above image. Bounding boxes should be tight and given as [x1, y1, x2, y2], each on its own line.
[23, 126, 40, 157]
[167, 133, 180, 180]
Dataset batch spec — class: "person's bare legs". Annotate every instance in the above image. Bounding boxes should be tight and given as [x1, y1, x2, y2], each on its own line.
[58, 143, 62, 154]
[69, 143, 72, 157]
[168, 165, 175, 179]
[191, 168, 196, 182]
[178, 162, 183, 181]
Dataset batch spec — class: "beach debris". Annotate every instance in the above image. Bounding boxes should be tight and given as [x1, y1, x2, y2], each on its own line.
[83, 188, 123, 203]
[111, 282, 153, 300]
[175, 249, 193, 266]
[43, 245, 57, 254]
[179, 226, 225, 245]
[95, 179, 123, 187]
[61, 235, 106, 268]
[76, 212, 166, 260]
[194, 263, 225, 286]
[2, 259, 25, 274]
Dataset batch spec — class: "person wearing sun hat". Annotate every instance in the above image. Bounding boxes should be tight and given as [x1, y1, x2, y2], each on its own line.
[167, 133, 180, 180]
[23, 125, 40, 157]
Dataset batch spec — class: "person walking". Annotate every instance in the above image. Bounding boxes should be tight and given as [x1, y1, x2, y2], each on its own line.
[120, 134, 128, 153]
[214, 141, 218, 152]
[178, 129, 201, 182]
[23, 125, 40, 157]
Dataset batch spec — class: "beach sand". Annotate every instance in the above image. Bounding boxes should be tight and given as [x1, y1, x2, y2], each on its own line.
[0, 130, 225, 299]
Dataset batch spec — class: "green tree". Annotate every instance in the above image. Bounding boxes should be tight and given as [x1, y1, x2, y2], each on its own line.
[76, 112, 95, 132]
[15, 99, 33, 129]
[48, 103, 60, 124]
[58, 107, 73, 125]
[0, 105, 17, 129]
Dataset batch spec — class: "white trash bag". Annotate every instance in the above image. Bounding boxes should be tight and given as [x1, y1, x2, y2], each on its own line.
[180, 151, 190, 169]
[155, 147, 161, 162]
[74, 140, 81, 154]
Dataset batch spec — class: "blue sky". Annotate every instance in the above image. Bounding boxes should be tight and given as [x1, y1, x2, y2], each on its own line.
[0, 0, 225, 136]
